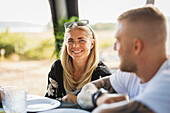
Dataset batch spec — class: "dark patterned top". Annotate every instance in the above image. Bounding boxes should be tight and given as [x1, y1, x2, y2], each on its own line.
[45, 59, 111, 99]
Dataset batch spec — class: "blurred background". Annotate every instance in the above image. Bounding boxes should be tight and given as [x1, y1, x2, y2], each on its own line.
[0, 0, 170, 96]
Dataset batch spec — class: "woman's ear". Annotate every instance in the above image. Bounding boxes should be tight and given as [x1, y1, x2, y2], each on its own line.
[90, 39, 95, 49]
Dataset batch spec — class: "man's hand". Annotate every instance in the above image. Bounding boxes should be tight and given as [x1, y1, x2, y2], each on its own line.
[77, 83, 98, 109]
[96, 93, 128, 106]
[62, 94, 77, 104]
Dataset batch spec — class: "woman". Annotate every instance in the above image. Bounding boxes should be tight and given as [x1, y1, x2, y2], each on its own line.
[45, 20, 111, 103]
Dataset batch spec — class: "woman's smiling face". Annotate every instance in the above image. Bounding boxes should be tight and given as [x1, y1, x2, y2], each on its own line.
[66, 29, 94, 61]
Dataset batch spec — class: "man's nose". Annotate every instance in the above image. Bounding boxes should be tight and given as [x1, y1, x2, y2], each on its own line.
[113, 41, 120, 51]
[113, 42, 117, 51]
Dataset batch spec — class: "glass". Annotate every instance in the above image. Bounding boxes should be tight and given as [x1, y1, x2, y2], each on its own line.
[64, 20, 89, 29]
[0, 86, 27, 113]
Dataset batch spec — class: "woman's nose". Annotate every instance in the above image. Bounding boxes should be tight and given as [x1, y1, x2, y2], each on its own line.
[73, 42, 80, 48]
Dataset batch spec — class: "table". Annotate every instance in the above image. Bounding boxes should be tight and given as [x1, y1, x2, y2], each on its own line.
[27, 94, 88, 113]
[0, 94, 90, 113]
[27, 101, 85, 113]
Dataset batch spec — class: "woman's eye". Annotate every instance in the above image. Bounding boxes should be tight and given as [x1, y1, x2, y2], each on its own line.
[68, 40, 73, 43]
[80, 40, 85, 42]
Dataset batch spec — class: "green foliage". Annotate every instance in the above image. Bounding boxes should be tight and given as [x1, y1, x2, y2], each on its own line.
[0, 21, 117, 60]
[0, 30, 26, 57]
[0, 29, 54, 60]
[0, 43, 15, 57]
[53, 16, 79, 59]
[24, 39, 54, 60]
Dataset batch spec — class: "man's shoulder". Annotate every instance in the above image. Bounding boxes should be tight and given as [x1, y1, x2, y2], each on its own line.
[157, 69, 170, 81]
[111, 70, 137, 78]
[110, 70, 139, 86]
[134, 68, 170, 113]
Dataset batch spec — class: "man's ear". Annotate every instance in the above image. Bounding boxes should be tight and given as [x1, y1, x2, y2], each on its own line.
[134, 38, 143, 55]
[90, 39, 95, 49]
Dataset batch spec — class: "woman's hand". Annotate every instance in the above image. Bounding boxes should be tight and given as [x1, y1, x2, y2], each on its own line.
[62, 94, 77, 104]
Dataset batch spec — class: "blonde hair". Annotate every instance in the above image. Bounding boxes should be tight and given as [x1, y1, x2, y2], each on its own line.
[60, 23, 99, 91]
[118, 5, 167, 44]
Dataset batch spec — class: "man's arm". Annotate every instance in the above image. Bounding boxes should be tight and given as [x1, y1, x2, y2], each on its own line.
[91, 76, 116, 93]
[77, 76, 123, 109]
[92, 101, 154, 113]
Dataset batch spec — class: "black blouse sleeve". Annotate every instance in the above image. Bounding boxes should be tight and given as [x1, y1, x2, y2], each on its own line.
[91, 61, 112, 81]
[45, 59, 66, 99]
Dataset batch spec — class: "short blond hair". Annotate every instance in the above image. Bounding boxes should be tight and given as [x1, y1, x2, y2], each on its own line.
[118, 5, 167, 44]
[118, 5, 166, 23]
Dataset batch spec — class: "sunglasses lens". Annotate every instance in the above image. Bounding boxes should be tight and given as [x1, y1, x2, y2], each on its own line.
[78, 20, 89, 26]
[67, 23, 74, 28]
[64, 22, 72, 28]
[64, 20, 89, 29]
[77, 22, 86, 26]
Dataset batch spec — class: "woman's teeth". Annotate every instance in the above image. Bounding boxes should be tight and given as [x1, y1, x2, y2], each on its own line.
[73, 50, 82, 53]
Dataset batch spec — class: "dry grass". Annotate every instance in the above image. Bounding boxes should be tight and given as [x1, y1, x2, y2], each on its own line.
[0, 59, 119, 97]
[0, 59, 54, 96]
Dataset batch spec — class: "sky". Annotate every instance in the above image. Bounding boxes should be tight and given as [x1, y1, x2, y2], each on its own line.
[0, 0, 51, 25]
[0, 0, 169, 25]
[79, 0, 170, 24]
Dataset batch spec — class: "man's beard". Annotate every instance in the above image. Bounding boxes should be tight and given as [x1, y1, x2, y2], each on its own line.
[119, 56, 137, 73]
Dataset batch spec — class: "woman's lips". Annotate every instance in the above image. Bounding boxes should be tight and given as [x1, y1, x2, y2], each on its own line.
[72, 50, 83, 54]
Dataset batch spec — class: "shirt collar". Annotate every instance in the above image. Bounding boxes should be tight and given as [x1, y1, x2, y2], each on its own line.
[147, 58, 169, 83]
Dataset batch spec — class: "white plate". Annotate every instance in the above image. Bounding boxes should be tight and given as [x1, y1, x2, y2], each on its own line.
[27, 98, 60, 112]
[39, 108, 90, 113]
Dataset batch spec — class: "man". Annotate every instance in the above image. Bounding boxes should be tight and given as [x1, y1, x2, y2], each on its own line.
[77, 5, 170, 113]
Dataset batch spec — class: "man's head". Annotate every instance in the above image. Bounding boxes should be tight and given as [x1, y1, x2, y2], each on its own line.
[114, 5, 167, 73]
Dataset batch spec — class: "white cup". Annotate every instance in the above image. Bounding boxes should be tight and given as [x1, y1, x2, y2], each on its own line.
[0, 86, 27, 113]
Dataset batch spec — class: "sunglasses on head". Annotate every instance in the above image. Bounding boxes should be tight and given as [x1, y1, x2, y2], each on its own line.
[64, 20, 89, 29]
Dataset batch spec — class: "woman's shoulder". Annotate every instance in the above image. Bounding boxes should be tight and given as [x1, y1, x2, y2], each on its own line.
[91, 61, 111, 80]
[95, 61, 112, 75]
[49, 59, 63, 79]
[97, 61, 108, 68]
[52, 59, 62, 68]
[49, 59, 63, 72]
[53, 59, 61, 65]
